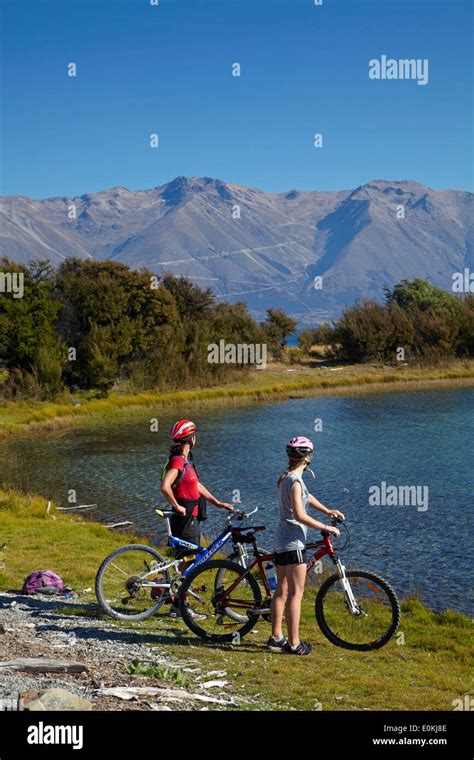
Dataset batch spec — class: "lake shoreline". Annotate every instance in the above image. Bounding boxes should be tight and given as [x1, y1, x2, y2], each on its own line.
[1, 364, 474, 438]
[0, 488, 471, 711]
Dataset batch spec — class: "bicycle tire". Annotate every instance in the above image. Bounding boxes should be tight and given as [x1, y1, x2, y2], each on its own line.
[179, 559, 262, 643]
[95, 543, 171, 621]
[315, 569, 400, 651]
[225, 548, 270, 622]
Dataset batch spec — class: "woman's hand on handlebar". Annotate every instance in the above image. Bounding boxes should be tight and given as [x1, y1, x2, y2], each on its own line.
[328, 509, 345, 522]
[225, 507, 243, 524]
[226, 506, 258, 522]
[324, 525, 341, 537]
[218, 501, 235, 511]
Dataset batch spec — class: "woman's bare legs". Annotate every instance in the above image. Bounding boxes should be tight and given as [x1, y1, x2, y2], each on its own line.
[270, 565, 288, 640]
[284, 563, 307, 648]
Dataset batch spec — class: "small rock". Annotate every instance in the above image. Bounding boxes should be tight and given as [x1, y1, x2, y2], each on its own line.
[21, 688, 93, 712]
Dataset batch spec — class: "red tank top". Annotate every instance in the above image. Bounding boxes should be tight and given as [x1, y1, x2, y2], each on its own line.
[168, 455, 200, 515]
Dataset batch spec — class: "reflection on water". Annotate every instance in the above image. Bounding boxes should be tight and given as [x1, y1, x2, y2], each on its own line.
[1, 388, 473, 614]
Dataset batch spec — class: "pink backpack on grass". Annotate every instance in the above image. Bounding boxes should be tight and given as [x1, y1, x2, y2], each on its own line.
[22, 570, 72, 596]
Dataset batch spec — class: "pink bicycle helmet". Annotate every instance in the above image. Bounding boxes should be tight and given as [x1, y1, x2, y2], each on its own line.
[286, 436, 314, 462]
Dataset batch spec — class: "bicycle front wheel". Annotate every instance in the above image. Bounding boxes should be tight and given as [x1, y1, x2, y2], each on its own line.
[95, 544, 171, 621]
[224, 548, 269, 622]
[179, 559, 262, 643]
[315, 569, 400, 651]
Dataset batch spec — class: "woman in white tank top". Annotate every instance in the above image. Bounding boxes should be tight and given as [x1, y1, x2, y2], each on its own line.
[268, 436, 344, 656]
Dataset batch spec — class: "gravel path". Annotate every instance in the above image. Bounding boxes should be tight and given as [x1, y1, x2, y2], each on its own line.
[0, 592, 255, 711]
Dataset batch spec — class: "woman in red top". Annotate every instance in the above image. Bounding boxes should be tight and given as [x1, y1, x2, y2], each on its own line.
[160, 419, 233, 557]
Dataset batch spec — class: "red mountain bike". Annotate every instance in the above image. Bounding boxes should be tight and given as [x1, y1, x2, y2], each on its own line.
[178, 518, 400, 651]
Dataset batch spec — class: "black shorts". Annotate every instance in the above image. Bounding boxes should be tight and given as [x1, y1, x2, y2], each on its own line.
[274, 548, 307, 566]
[171, 516, 200, 560]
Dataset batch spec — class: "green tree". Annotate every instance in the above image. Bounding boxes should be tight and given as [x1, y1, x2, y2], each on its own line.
[161, 273, 214, 320]
[333, 301, 394, 362]
[261, 308, 297, 358]
[0, 258, 64, 398]
[384, 279, 457, 315]
[160, 273, 215, 382]
[298, 324, 336, 353]
[55, 260, 181, 392]
[456, 295, 474, 356]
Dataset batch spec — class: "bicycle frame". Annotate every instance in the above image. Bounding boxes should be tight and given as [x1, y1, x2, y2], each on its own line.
[172, 528, 234, 576]
[306, 536, 360, 614]
[216, 532, 360, 616]
[139, 513, 258, 590]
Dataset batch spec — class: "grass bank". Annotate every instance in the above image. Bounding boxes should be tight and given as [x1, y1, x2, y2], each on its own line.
[1, 361, 474, 438]
[0, 489, 472, 711]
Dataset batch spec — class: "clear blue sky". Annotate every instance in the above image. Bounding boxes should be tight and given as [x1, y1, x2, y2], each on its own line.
[1, 0, 472, 198]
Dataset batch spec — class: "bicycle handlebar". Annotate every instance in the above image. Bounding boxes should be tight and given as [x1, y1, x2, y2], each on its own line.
[320, 516, 345, 536]
[226, 506, 258, 524]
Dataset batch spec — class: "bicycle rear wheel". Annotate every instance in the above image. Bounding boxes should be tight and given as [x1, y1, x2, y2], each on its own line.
[315, 569, 400, 651]
[95, 544, 171, 621]
[179, 559, 262, 643]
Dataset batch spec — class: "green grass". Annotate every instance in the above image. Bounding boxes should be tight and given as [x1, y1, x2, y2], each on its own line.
[124, 658, 189, 687]
[1, 361, 474, 438]
[142, 596, 473, 712]
[95, 595, 472, 712]
[0, 488, 472, 711]
[0, 489, 140, 593]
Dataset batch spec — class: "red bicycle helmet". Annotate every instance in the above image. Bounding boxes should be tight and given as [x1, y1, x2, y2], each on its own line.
[169, 419, 197, 441]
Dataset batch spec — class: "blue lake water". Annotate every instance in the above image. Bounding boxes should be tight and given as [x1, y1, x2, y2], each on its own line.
[1, 388, 473, 614]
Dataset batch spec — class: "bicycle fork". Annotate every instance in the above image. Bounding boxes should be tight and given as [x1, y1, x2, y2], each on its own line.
[334, 558, 363, 616]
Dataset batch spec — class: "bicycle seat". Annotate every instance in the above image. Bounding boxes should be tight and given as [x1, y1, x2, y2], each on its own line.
[242, 525, 266, 532]
[154, 508, 174, 518]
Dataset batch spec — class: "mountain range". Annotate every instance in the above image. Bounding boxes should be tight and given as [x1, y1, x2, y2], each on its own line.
[1, 176, 472, 322]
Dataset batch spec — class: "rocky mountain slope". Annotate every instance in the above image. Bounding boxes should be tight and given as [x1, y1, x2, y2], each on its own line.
[1, 177, 471, 321]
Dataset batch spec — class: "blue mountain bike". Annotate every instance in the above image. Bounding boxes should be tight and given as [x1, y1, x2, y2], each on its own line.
[95, 507, 266, 621]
